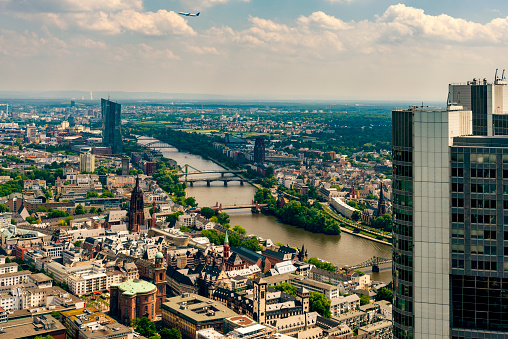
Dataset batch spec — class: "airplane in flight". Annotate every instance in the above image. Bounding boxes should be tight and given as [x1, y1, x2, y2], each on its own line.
[178, 11, 200, 17]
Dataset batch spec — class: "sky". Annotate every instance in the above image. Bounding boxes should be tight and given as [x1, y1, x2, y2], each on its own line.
[2, 0, 508, 100]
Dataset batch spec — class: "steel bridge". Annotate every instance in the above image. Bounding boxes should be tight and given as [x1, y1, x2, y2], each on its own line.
[143, 141, 174, 149]
[204, 201, 268, 213]
[346, 256, 392, 272]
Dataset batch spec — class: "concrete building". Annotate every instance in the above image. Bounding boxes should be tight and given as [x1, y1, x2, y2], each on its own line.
[80, 152, 95, 173]
[162, 293, 239, 339]
[330, 294, 360, 317]
[391, 105, 472, 338]
[0, 314, 66, 339]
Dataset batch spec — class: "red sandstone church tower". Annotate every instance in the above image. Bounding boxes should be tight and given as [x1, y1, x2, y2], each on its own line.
[129, 176, 145, 232]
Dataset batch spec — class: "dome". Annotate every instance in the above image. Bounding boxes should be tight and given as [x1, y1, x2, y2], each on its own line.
[118, 279, 156, 295]
[155, 252, 164, 259]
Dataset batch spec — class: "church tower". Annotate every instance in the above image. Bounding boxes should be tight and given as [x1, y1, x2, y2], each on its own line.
[253, 277, 267, 324]
[154, 252, 166, 316]
[128, 176, 145, 232]
[223, 231, 230, 262]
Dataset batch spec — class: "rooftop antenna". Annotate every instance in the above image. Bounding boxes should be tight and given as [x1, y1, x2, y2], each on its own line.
[495, 68, 498, 80]
[503, 69, 506, 80]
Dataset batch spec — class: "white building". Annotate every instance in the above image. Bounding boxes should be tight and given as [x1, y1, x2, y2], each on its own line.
[80, 152, 95, 173]
[330, 294, 360, 317]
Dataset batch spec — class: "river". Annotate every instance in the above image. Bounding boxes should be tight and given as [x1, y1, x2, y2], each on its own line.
[137, 138, 392, 283]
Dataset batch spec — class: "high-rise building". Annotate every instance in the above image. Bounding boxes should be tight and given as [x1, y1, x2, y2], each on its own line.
[393, 101, 508, 338]
[80, 153, 95, 173]
[449, 75, 508, 136]
[392, 105, 472, 339]
[121, 157, 130, 176]
[101, 98, 122, 154]
[254, 137, 265, 163]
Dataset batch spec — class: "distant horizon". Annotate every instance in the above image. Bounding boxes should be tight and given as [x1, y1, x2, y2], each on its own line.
[0, 90, 447, 105]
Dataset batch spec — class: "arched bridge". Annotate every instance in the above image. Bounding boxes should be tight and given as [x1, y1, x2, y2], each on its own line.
[345, 256, 392, 273]
[143, 141, 174, 149]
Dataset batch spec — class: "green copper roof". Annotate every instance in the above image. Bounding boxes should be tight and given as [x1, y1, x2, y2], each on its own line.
[119, 279, 156, 295]
[155, 252, 164, 259]
[224, 230, 229, 244]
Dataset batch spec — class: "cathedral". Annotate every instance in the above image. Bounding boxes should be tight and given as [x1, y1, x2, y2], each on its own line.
[129, 176, 147, 232]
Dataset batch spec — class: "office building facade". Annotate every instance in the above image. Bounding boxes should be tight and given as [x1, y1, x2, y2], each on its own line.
[392, 106, 472, 338]
[253, 137, 265, 163]
[101, 98, 122, 154]
[449, 77, 508, 136]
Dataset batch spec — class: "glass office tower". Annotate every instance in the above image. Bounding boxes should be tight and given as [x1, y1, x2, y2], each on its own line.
[101, 98, 122, 154]
[392, 106, 472, 339]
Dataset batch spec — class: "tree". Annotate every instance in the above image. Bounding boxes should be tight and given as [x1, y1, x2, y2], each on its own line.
[100, 189, 114, 198]
[374, 287, 393, 302]
[50, 311, 61, 320]
[57, 219, 66, 226]
[307, 257, 336, 272]
[217, 212, 230, 225]
[74, 240, 82, 248]
[310, 291, 331, 318]
[200, 207, 215, 219]
[359, 293, 371, 306]
[132, 317, 157, 337]
[180, 226, 192, 233]
[160, 328, 182, 339]
[351, 210, 361, 222]
[233, 225, 247, 235]
[86, 191, 99, 198]
[372, 213, 392, 232]
[5, 257, 11, 263]
[36, 206, 47, 212]
[65, 216, 74, 225]
[241, 237, 262, 252]
[74, 205, 85, 215]
[35, 336, 55, 339]
[184, 197, 197, 207]
[48, 209, 68, 219]
[272, 282, 297, 296]
[89, 207, 97, 214]
[347, 200, 358, 209]
[0, 204, 10, 212]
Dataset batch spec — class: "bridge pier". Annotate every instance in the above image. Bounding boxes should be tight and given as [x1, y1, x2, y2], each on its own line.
[223, 181, 228, 186]
[206, 180, 211, 187]
[240, 180, 244, 186]
[372, 265, 380, 273]
[189, 181, 193, 187]
[221, 173, 225, 177]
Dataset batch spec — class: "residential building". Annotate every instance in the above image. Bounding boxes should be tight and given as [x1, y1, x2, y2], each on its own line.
[330, 294, 360, 317]
[357, 320, 393, 339]
[80, 152, 95, 173]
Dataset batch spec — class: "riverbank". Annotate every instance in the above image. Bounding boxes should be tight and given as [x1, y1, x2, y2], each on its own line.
[136, 135, 393, 282]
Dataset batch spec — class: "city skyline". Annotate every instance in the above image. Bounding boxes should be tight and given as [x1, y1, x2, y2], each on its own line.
[2, 0, 508, 100]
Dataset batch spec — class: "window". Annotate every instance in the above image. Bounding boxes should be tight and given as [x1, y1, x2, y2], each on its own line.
[452, 183, 464, 192]
[452, 244, 465, 253]
[485, 230, 497, 239]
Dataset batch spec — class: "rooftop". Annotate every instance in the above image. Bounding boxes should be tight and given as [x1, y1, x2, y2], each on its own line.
[113, 279, 156, 295]
[162, 293, 238, 324]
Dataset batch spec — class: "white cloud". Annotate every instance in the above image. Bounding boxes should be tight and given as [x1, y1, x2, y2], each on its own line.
[137, 43, 179, 60]
[297, 11, 352, 30]
[181, 0, 250, 10]
[0, 28, 68, 57]
[0, 0, 143, 13]
[16, 9, 196, 36]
